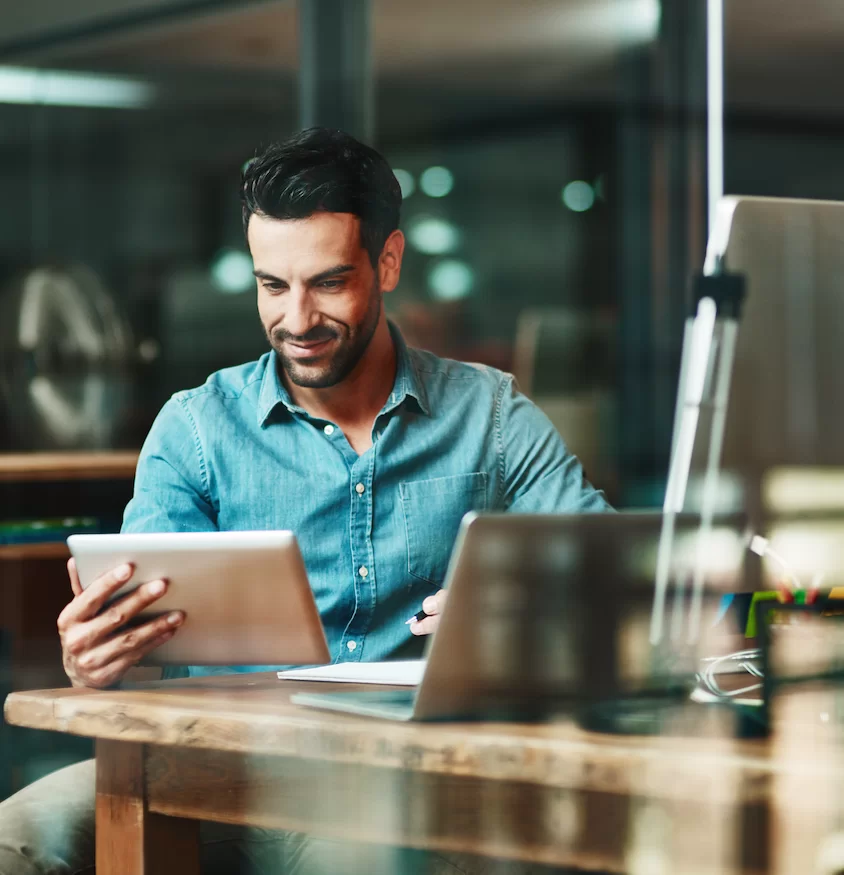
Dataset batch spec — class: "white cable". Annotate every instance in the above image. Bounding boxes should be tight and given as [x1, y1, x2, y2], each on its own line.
[749, 535, 802, 590]
[698, 649, 763, 699]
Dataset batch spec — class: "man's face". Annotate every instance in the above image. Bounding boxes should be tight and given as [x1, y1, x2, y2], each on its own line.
[249, 212, 386, 389]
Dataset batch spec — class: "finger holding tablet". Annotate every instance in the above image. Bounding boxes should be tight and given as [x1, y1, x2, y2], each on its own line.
[66, 531, 329, 668]
[59, 559, 184, 689]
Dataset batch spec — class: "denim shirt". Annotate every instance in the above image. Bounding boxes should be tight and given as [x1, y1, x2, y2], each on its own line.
[122, 325, 610, 677]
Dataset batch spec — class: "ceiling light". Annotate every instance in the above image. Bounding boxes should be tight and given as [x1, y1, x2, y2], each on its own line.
[0, 66, 153, 109]
[561, 181, 595, 213]
[420, 166, 454, 198]
[428, 260, 474, 301]
[633, 0, 662, 38]
[211, 249, 254, 294]
[407, 216, 461, 255]
[540, 0, 660, 46]
[393, 169, 415, 199]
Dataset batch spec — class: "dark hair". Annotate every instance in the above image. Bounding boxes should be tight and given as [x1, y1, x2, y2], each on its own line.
[241, 128, 402, 267]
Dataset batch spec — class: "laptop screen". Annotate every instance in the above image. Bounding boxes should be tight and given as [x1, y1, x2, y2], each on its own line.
[416, 511, 746, 719]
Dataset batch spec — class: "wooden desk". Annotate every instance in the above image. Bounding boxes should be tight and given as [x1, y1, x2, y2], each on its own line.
[0, 451, 138, 483]
[5, 675, 844, 875]
[0, 542, 70, 561]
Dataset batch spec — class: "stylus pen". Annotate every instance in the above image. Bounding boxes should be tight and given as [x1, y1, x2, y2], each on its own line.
[405, 609, 429, 625]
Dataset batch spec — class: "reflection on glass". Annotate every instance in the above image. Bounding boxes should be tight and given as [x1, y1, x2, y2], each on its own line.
[764, 466, 844, 514]
[765, 522, 844, 588]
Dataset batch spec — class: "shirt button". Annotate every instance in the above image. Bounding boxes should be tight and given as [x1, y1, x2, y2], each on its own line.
[355, 483, 365, 495]
[347, 640, 357, 652]
[358, 566, 368, 578]
[323, 424, 335, 436]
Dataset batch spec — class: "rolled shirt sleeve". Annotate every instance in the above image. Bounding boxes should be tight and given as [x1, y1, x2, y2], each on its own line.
[122, 396, 218, 534]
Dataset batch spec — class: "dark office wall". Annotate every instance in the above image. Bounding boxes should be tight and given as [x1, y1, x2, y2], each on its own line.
[0, 0, 283, 55]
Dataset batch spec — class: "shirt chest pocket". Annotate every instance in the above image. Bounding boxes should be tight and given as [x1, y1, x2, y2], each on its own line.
[399, 472, 488, 586]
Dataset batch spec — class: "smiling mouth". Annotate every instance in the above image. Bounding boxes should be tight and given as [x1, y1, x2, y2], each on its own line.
[284, 338, 334, 360]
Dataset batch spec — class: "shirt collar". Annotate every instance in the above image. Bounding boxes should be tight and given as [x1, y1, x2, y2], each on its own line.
[257, 320, 429, 427]
[257, 351, 309, 426]
[384, 320, 430, 417]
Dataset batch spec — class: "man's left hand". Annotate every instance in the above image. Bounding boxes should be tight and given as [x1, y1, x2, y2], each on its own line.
[409, 589, 448, 636]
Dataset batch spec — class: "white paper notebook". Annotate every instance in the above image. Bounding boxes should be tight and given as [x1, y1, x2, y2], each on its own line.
[277, 660, 425, 686]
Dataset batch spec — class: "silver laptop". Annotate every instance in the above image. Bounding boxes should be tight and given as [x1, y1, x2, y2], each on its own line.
[291, 511, 745, 721]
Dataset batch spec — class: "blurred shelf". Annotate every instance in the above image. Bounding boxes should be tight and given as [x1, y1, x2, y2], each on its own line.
[0, 542, 70, 561]
[0, 452, 138, 483]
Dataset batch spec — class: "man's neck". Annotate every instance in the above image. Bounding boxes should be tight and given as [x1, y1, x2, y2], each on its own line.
[282, 319, 397, 434]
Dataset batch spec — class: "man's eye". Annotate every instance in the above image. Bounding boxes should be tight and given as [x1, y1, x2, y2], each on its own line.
[264, 283, 285, 293]
[320, 280, 342, 290]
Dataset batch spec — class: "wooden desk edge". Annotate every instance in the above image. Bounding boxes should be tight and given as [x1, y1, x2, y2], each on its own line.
[0, 451, 138, 482]
[3, 683, 784, 805]
[0, 542, 70, 560]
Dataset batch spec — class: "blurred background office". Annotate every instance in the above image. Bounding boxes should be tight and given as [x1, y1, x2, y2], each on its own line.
[3, 0, 844, 503]
[2, 0, 844, 789]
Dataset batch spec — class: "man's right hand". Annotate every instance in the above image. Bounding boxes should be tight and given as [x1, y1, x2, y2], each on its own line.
[58, 558, 185, 689]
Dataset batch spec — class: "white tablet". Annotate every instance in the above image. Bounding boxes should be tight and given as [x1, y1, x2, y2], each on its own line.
[67, 531, 329, 666]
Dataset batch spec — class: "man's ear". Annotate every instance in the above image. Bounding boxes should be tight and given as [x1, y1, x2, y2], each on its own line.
[378, 230, 405, 293]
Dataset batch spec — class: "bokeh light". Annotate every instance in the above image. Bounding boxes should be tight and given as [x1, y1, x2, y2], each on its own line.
[210, 249, 254, 294]
[393, 168, 416, 198]
[407, 216, 461, 255]
[420, 166, 454, 198]
[561, 180, 595, 212]
[428, 259, 474, 300]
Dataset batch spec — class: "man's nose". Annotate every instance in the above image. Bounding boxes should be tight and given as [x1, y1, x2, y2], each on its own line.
[282, 288, 318, 338]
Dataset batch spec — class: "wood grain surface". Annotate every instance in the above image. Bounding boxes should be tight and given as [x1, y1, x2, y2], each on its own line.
[147, 745, 632, 871]
[8, 677, 844, 873]
[142, 743, 772, 873]
[0, 542, 70, 561]
[0, 451, 138, 482]
[96, 740, 199, 875]
[0, 674, 791, 801]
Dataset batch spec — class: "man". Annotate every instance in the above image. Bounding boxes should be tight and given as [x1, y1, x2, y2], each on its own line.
[0, 128, 609, 874]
